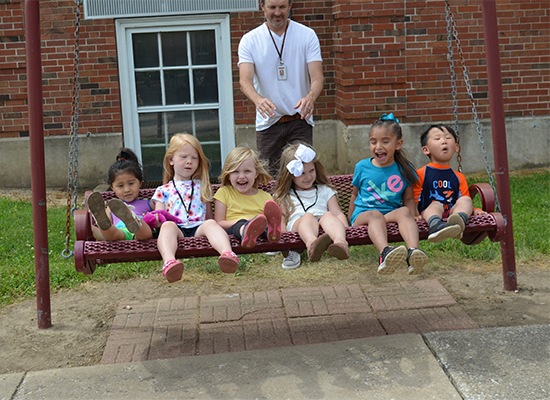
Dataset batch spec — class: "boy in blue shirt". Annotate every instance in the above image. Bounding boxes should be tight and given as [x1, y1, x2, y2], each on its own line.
[413, 125, 485, 243]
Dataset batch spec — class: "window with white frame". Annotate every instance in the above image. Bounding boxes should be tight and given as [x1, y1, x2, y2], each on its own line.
[116, 15, 235, 182]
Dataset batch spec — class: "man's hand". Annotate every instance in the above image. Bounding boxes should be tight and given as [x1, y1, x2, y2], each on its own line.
[256, 97, 277, 119]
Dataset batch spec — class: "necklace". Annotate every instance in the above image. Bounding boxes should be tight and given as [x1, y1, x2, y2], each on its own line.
[267, 21, 289, 80]
[172, 179, 194, 216]
[292, 186, 318, 213]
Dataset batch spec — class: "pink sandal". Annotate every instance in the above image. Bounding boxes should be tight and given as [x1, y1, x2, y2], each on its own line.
[162, 259, 184, 283]
[218, 251, 239, 274]
[241, 215, 267, 249]
[263, 200, 282, 243]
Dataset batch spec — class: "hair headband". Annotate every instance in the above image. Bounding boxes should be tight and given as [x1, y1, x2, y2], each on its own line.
[286, 144, 316, 177]
[379, 113, 399, 124]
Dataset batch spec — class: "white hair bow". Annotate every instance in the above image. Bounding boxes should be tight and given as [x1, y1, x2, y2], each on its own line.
[286, 144, 316, 177]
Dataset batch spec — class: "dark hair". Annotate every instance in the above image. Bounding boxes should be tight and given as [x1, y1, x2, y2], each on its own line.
[420, 124, 458, 147]
[107, 148, 143, 187]
[370, 119, 417, 185]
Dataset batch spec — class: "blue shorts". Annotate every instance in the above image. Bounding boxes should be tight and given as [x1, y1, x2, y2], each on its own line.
[177, 224, 200, 238]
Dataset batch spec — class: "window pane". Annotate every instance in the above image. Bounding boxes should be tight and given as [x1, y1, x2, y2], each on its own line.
[139, 113, 164, 144]
[166, 111, 193, 135]
[133, 33, 159, 68]
[142, 147, 166, 183]
[135, 71, 161, 106]
[202, 143, 222, 178]
[162, 32, 188, 67]
[193, 68, 218, 103]
[164, 70, 190, 105]
[195, 109, 219, 142]
[190, 30, 216, 65]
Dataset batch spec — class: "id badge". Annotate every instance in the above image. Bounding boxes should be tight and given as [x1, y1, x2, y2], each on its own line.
[277, 64, 287, 81]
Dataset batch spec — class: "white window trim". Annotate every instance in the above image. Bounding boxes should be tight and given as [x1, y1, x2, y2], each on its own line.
[115, 14, 235, 164]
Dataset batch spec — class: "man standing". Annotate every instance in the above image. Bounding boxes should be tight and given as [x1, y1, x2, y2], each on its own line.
[238, 0, 324, 176]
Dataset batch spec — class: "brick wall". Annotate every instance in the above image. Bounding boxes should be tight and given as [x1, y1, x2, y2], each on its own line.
[1, 0, 548, 139]
[0, 0, 122, 139]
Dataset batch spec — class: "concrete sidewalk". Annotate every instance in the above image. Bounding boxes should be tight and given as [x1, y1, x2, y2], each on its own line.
[1, 280, 548, 399]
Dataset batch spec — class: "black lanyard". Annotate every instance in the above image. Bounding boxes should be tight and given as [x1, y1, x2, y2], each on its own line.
[267, 21, 289, 65]
[172, 179, 194, 216]
[293, 186, 318, 213]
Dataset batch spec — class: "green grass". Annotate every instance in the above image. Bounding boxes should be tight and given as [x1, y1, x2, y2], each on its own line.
[0, 169, 548, 307]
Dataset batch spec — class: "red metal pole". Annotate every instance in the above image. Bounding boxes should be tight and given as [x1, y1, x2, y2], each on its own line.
[25, 0, 52, 328]
[481, 0, 517, 291]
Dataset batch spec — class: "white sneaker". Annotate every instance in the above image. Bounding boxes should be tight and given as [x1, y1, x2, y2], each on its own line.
[282, 251, 301, 269]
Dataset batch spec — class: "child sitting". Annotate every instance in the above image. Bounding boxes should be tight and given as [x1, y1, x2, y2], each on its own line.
[214, 146, 282, 249]
[88, 148, 155, 241]
[414, 124, 486, 243]
[349, 113, 428, 275]
[273, 143, 349, 269]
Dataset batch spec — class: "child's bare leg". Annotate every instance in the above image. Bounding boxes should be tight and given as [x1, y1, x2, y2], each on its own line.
[319, 211, 347, 245]
[292, 213, 320, 249]
[157, 221, 183, 263]
[93, 225, 126, 241]
[195, 220, 232, 255]
[450, 196, 473, 217]
[134, 223, 154, 240]
[353, 210, 388, 253]
[320, 212, 349, 260]
[421, 201, 444, 222]
[385, 207, 419, 248]
[196, 220, 239, 273]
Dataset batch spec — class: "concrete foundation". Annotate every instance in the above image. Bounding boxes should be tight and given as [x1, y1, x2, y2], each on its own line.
[1, 117, 547, 190]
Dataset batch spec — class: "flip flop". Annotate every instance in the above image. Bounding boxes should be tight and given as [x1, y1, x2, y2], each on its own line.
[108, 199, 141, 234]
[88, 192, 111, 230]
[307, 233, 331, 262]
[263, 200, 282, 243]
[327, 242, 350, 260]
[241, 215, 267, 249]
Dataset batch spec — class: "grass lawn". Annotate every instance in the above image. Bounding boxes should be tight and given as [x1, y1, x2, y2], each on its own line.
[0, 169, 548, 307]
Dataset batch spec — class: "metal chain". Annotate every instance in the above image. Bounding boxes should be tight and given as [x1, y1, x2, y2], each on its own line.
[62, 0, 83, 258]
[444, 0, 500, 212]
[445, 1, 462, 172]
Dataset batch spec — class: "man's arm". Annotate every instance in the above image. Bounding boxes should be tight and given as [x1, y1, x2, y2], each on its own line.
[295, 60, 324, 119]
[239, 62, 277, 118]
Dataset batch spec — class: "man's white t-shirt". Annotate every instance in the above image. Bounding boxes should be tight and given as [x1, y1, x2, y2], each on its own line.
[238, 20, 322, 131]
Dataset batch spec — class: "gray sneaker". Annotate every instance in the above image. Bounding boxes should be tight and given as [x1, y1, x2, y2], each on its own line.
[282, 251, 301, 269]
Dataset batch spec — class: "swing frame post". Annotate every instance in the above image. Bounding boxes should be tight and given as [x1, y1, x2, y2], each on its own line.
[25, 0, 52, 329]
[481, 0, 517, 291]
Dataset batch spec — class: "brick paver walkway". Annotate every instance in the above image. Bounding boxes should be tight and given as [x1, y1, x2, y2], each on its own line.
[101, 279, 478, 365]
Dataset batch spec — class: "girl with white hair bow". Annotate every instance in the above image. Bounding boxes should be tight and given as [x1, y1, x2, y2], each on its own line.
[273, 143, 349, 269]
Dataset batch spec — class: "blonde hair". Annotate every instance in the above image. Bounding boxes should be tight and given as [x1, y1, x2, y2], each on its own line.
[219, 146, 271, 188]
[163, 133, 212, 202]
[273, 142, 333, 220]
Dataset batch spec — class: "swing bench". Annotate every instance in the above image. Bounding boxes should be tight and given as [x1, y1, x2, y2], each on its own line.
[73, 175, 504, 275]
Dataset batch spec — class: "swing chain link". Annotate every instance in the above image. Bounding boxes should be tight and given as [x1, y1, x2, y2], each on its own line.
[445, 2, 461, 172]
[63, 0, 83, 259]
[445, 0, 500, 212]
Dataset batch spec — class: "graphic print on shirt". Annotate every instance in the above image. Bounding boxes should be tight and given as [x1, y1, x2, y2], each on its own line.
[418, 166, 462, 213]
[361, 175, 404, 207]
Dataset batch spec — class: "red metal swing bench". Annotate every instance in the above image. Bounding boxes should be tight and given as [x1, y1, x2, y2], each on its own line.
[73, 174, 505, 275]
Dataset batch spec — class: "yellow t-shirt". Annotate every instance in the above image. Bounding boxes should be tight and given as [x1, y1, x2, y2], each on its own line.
[214, 185, 272, 222]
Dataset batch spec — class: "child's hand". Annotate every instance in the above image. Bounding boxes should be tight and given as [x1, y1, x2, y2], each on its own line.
[413, 214, 423, 222]
[473, 208, 487, 215]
